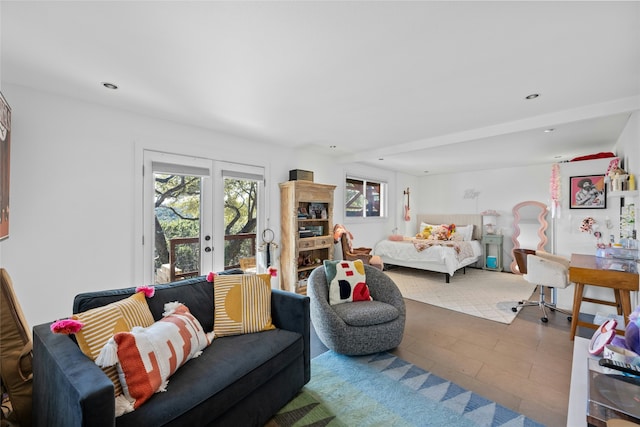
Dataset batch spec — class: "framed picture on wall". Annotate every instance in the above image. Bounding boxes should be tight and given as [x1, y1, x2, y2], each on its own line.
[570, 174, 607, 209]
[0, 92, 10, 240]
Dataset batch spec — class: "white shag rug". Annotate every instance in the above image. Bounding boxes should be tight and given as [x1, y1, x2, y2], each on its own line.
[384, 266, 537, 324]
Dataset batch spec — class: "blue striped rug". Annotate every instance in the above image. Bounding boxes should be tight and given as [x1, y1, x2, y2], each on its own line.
[273, 351, 545, 427]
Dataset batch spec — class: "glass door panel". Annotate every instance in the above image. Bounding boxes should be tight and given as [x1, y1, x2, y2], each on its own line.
[223, 176, 258, 270]
[153, 173, 202, 283]
[143, 151, 213, 285]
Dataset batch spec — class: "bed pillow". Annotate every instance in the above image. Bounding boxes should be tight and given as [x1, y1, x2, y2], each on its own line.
[450, 232, 464, 241]
[324, 259, 372, 305]
[96, 302, 214, 415]
[69, 292, 155, 397]
[456, 224, 474, 241]
[213, 273, 275, 337]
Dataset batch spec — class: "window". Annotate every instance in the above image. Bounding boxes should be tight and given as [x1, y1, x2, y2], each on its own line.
[345, 176, 386, 218]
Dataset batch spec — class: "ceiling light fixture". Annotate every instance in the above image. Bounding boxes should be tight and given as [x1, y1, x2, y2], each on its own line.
[102, 82, 118, 90]
[525, 93, 539, 100]
[378, 158, 384, 161]
[329, 145, 336, 149]
[544, 128, 555, 133]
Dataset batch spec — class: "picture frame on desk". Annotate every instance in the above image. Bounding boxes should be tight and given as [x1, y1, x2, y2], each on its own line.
[570, 175, 607, 209]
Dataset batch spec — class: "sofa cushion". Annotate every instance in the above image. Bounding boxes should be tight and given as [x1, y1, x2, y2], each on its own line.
[323, 259, 372, 305]
[332, 300, 400, 326]
[115, 328, 304, 426]
[97, 302, 214, 415]
[72, 291, 154, 397]
[213, 274, 275, 337]
[73, 276, 214, 331]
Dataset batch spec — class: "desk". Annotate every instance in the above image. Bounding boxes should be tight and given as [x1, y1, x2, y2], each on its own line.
[569, 254, 639, 340]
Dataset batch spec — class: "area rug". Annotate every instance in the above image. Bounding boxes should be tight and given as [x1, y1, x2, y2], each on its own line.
[384, 267, 537, 324]
[270, 351, 544, 427]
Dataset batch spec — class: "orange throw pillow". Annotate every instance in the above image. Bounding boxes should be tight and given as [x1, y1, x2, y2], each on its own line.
[96, 302, 214, 415]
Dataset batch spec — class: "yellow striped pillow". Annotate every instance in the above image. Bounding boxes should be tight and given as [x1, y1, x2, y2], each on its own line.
[213, 274, 275, 337]
[72, 292, 154, 396]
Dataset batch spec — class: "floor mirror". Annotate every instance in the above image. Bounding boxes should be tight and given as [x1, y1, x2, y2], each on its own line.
[510, 200, 548, 274]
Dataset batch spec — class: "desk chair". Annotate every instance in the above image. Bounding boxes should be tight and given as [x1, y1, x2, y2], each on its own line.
[512, 252, 573, 323]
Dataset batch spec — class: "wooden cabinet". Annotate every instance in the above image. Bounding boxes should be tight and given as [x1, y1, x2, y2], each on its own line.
[279, 181, 336, 294]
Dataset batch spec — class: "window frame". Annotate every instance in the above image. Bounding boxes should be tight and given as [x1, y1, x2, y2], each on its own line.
[345, 174, 387, 220]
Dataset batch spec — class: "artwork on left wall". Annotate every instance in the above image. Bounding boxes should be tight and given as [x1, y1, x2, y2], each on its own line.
[0, 92, 11, 240]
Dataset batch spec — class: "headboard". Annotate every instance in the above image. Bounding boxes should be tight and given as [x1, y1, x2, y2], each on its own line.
[416, 214, 483, 241]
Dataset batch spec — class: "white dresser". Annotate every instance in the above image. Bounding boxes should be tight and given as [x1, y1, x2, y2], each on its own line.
[567, 337, 593, 427]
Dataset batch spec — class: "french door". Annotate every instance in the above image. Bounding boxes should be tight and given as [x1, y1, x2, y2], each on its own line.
[143, 151, 214, 285]
[142, 151, 265, 285]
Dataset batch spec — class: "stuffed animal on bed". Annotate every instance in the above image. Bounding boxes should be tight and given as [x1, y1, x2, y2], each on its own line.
[416, 224, 457, 241]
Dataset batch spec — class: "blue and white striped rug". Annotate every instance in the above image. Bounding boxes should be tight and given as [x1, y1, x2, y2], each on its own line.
[273, 351, 545, 427]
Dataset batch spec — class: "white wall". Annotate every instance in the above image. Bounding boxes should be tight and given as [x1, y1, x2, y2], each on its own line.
[553, 157, 626, 311]
[0, 84, 294, 326]
[418, 163, 552, 267]
[291, 147, 418, 255]
[417, 113, 640, 315]
[1, 83, 637, 327]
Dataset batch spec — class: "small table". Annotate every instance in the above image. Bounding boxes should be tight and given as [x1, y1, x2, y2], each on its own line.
[481, 234, 503, 271]
[568, 253, 639, 340]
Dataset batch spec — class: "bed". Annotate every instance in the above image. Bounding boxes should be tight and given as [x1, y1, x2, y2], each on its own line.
[373, 214, 483, 283]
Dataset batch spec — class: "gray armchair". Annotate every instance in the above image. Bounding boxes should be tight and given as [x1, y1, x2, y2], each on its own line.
[307, 264, 405, 355]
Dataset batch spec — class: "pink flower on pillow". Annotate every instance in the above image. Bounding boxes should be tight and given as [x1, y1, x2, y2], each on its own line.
[135, 285, 155, 298]
[50, 318, 84, 334]
[206, 272, 217, 282]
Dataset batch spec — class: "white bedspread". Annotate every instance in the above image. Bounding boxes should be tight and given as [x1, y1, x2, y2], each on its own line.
[373, 239, 482, 276]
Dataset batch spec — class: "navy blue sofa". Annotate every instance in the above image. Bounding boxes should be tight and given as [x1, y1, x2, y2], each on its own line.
[31, 275, 310, 427]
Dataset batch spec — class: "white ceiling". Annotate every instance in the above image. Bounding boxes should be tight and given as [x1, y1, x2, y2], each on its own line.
[2, 1, 639, 175]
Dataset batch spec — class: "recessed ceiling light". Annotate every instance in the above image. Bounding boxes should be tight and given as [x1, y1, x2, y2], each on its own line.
[329, 145, 336, 149]
[525, 93, 539, 100]
[102, 82, 118, 90]
[378, 158, 384, 161]
[544, 128, 555, 133]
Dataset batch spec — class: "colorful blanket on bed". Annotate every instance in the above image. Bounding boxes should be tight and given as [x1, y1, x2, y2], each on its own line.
[412, 240, 475, 261]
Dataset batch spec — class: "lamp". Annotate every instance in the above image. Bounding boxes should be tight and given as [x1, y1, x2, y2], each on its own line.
[481, 210, 500, 235]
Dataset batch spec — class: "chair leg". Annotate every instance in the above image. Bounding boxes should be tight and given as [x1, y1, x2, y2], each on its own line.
[512, 285, 572, 323]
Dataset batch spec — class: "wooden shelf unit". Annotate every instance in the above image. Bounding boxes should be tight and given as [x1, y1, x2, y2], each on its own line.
[279, 181, 335, 294]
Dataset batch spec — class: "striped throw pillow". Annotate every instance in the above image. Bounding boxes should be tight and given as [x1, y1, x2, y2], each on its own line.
[101, 302, 214, 414]
[72, 292, 154, 396]
[213, 273, 275, 337]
